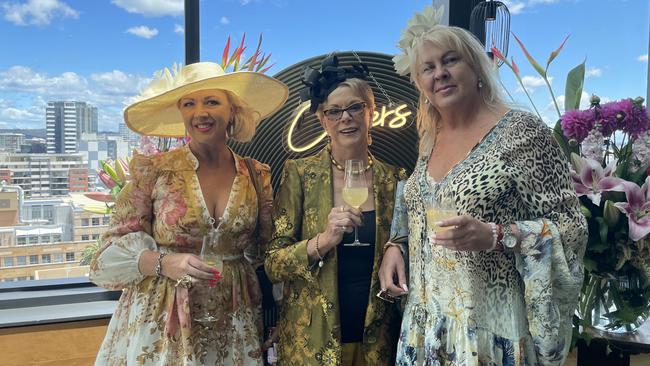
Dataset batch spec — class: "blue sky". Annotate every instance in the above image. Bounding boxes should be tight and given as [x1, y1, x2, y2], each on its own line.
[0, 0, 648, 131]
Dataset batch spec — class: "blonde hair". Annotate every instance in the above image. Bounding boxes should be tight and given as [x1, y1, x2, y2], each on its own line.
[225, 90, 261, 143]
[408, 25, 508, 153]
[315, 78, 376, 120]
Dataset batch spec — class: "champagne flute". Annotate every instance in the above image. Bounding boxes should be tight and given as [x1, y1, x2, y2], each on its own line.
[426, 191, 457, 237]
[342, 159, 369, 246]
[193, 230, 223, 323]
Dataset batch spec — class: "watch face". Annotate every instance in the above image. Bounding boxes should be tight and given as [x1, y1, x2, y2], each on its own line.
[503, 234, 517, 249]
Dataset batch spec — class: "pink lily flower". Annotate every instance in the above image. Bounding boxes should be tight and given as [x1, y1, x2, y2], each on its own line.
[603, 176, 650, 241]
[570, 153, 617, 206]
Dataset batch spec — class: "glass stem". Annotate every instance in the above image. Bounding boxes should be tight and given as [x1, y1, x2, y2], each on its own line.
[354, 226, 359, 243]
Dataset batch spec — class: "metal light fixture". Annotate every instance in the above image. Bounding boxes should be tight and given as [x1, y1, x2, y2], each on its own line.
[469, 0, 510, 66]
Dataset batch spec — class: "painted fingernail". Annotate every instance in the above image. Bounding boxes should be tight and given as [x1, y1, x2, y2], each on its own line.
[401, 284, 409, 292]
[434, 221, 443, 226]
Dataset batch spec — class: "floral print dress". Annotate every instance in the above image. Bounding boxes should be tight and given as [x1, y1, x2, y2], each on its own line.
[90, 145, 273, 366]
[392, 110, 588, 366]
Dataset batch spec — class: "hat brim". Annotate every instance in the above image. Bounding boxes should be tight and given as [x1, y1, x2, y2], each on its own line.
[124, 71, 288, 137]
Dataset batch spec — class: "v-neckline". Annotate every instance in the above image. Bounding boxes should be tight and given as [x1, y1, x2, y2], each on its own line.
[425, 109, 510, 183]
[187, 146, 239, 229]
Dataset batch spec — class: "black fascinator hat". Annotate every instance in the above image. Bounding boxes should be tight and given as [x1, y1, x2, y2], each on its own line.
[299, 54, 369, 113]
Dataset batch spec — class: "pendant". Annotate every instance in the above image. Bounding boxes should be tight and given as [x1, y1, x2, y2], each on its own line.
[318, 260, 324, 268]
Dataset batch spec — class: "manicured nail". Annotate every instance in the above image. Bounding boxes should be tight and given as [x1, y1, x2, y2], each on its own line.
[434, 221, 443, 226]
[401, 284, 409, 292]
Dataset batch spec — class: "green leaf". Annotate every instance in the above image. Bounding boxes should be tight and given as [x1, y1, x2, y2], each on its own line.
[564, 60, 586, 111]
[629, 162, 650, 185]
[553, 119, 572, 158]
[589, 241, 610, 253]
[584, 258, 598, 272]
[595, 217, 609, 244]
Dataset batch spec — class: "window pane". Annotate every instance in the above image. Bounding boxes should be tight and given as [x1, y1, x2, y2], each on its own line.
[29, 255, 38, 264]
[41, 254, 51, 264]
[92, 218, 100, 225]
[92, 234, 100, 240]
[53, 254, 63, 263]
[16, 256, 26, 266]
[28, 236, 38, 244]
[4, 257, 14, 267]
[66, 252, 75, 262]
[81, 235, 89, 241]
[17, 237, 26, 245]
[81, 218, 89, 226]
[103, 217, 110, 225]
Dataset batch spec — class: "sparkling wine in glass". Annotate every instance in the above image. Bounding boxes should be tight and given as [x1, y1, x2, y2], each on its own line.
[193, 230, 223, 323]
[426, 191, 457, 236]
[343, 159, 369, 246]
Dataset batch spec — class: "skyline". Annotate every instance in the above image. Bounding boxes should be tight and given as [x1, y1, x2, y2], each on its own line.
[0, 0, 648, 132]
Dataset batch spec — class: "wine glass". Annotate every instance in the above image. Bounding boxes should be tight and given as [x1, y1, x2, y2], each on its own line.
[425, 191, 457, 238]
[193, 230, 223, 323]
[342, 159, 369, 246]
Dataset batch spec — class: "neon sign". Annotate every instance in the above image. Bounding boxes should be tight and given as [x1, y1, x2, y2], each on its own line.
[287, 103, 413, 153]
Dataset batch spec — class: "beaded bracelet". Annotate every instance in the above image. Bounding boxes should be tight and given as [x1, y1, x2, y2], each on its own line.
[154, 252, 167, 277]
[487, 223, 498, 252]
[314, 234, 324, 268]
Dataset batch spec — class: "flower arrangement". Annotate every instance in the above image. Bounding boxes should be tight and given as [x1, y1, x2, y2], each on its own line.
[494, 34, 650, 337]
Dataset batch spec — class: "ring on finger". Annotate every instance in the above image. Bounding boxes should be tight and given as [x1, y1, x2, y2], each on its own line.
[176, 274, 194, 289]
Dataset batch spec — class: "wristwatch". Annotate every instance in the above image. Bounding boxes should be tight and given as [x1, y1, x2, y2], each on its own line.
[501, 224, 518, 251]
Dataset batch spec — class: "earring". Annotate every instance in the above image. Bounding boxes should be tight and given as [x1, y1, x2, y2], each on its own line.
[367, 132, 373, 146]
[478, 79, 484, 89]
[424, 99, 430, 105]
[227, 121, 235, 137]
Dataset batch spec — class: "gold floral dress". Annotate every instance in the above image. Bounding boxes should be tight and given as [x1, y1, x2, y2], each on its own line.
[90, 145, 273, 366]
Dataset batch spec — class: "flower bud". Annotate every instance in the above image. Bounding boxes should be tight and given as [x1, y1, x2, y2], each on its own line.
[603, 200, 620, 226]
[590, 94, 601, 106]
[633, 97, 645, 107]
[580, 205, 592, 219]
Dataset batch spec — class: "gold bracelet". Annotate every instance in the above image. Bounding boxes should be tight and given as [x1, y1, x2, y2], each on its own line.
[382, 241, 402, 254]
[314, 234, 324, 268]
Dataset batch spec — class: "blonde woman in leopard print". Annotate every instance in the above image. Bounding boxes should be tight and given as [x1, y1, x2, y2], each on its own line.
[378, 6, 587, 366]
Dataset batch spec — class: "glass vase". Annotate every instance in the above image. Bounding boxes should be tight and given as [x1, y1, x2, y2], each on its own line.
[578, 273, 650, 334]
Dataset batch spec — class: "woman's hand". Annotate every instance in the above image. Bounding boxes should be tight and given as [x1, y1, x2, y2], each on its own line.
[378, 246, 408, 298]
[161, 253, 221, 284]
[320, 205, 363, 250]
[430, 215, 494, 251]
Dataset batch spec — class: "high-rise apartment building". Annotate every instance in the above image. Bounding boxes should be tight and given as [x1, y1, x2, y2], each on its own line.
[0, 133, 25, 153]
[0, 153, 91, 197]
[46, 101, 98, 154]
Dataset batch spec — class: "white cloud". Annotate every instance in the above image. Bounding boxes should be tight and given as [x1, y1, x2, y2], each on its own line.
[516, 75, 552, 93]
[127, 25, 158, 39]
[639, 54, 649, 62]
[220, 16, 230, 25]
[501, 1, 525, 14]
[2, 0, 79, 26]
[174, 23, 183, 34]
[111, 0, 183, 17]
[0, 65, 151, 130]
[586, 67, 602, 78]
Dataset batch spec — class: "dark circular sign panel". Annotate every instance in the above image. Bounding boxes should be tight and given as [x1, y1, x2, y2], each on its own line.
[229, 51, 420, 190]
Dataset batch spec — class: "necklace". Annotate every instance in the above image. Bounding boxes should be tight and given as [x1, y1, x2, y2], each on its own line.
[327, 144, 374, 172]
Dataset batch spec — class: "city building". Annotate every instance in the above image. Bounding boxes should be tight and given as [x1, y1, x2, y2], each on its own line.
[78, 133, 130, 184]
[0, 193, 109, 282]
[19, 137, 47, 153]
[0, 153, 91, 197]
[46, 101, 98, 154]
[0, 133, 25, 153]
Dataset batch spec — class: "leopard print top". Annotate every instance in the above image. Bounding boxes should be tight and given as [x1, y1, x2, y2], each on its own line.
[392, 110, 587, 366]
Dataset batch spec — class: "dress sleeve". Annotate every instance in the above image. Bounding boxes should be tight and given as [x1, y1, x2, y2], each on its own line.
[265, 160, 316, 284]
[507, 115, 588, 364]
[244, 162, 274, 267]
[389, 180, 409, 255]
[89, 153, 159, 290]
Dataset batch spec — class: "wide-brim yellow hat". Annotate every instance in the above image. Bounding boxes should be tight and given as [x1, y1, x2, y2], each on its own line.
[124, 62, 289, 137]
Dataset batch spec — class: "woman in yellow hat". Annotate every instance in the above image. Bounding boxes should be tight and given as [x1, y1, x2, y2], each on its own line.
[90, 61, 288, 365]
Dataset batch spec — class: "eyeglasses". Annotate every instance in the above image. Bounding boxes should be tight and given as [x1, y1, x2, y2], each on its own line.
[322, 102, 367, 121]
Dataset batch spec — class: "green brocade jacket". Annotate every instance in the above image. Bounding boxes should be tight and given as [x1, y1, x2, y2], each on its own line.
[265, 148, 407, 366]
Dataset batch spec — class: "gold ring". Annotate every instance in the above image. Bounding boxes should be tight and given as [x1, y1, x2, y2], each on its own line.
[176, 274, 193, 288]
